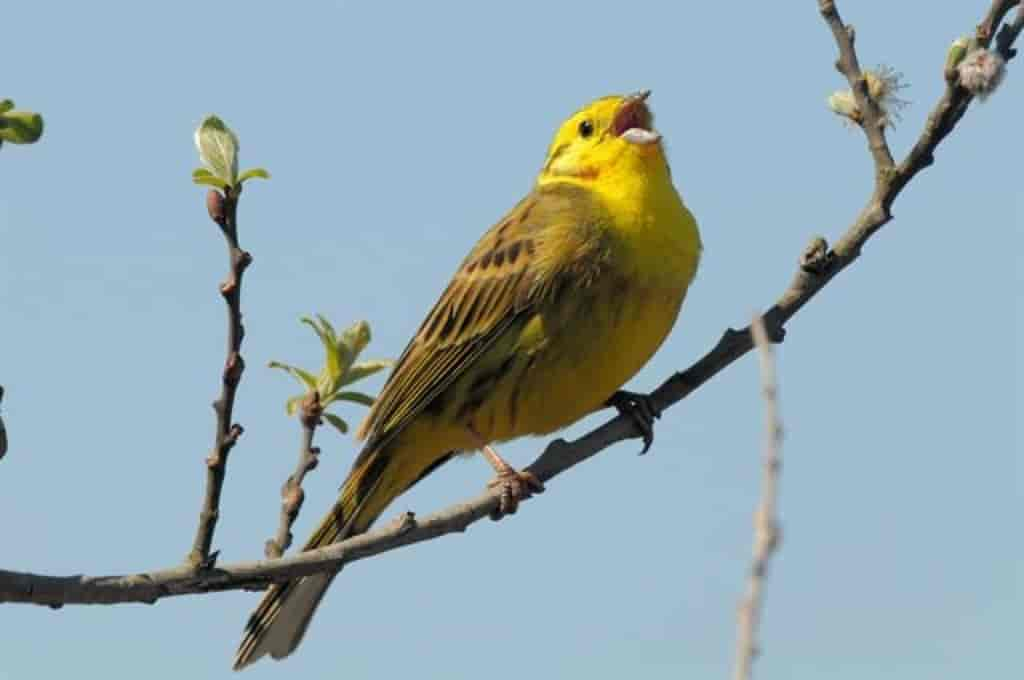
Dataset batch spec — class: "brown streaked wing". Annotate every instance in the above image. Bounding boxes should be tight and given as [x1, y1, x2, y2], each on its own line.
[355, 183, 600, 462]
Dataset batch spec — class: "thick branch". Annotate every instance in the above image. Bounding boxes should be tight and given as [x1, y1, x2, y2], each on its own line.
[264, 393, 323, 559]
[0, 0, 1019, 608]
[187, 190, 253, 569]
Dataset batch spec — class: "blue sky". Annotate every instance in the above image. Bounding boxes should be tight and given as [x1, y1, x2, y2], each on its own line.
[1, 2, 1020, 679]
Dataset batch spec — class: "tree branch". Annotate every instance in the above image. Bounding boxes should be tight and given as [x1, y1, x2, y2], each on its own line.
[733, 317, 784, 680]
[186, 189, 253, 569]
[818, 0, 896, 175]
[0, 0, 1019, 608]
[994, 3, 1024, 59]
[264, 393, 323, 559]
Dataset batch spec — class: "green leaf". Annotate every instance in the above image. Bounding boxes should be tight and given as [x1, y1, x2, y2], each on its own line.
[342, 359, 393, 386]
[238, 167, 270, 183]
[301, 316, 342, 379]
[0, 100, 14, 114]
[192, 168, 230, 189]
[337, 321, 371, 375]
[332, 390, 375, 407]
[321, 412, 349, 434]
[268, 360, 319, 391]
[316, 369, 337, 401]
[946, 36, 970, 71]
[285, 394, 304, 416]
[301, 316, 332, 350]
[315, 314, 338, 345]
[194, 114, 239, 186]
[0, 110, 44, 144]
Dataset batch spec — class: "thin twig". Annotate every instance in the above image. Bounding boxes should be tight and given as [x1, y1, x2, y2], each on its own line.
[186, 189, 253, 569]
[818, 0, 896, 176]
[994, 5, 1024, 60]
[0, 0, 1019, 608]
[893, 0, 1019, 209]
[264, 393, 323, 559]
[733, 316, 784, 680]
[0, 385, 7, 460]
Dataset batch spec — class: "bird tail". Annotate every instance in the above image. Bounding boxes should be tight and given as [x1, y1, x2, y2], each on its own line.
[233, 447, 404, 671]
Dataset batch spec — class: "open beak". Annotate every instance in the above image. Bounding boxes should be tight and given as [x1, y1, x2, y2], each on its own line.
[612, 90, 660, 145]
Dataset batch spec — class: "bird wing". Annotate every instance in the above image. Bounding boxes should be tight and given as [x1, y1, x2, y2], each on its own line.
[355, 182, 603, 461]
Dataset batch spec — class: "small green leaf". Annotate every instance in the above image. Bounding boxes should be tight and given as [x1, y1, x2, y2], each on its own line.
[316, 315, 338, 345]
[194, 114, 239, 186]
[332, 390, 375, 407]
[268, 360, 319, 391]
[342, 359, 393, 386]
[192, 173, 230, 189]
[0, 110, 44, 144]
[322, 412, 349, 434]
[301, 316, 332, 350]
[286, 394, 304, 416]
[946, 36, 970, 71]
[339, 321, 371, 356]
[299, 317, 339, 378]
[0, 100, 15, 114]
[316, 369, 337, 401]
[337, 321, 371, 377]
[238, 167, 270, 183]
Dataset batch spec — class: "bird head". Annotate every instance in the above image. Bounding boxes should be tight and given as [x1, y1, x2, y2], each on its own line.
[538, 91, 666, 185]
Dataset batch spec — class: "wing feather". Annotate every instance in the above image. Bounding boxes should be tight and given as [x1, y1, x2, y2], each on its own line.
[355, 183, 605, 460]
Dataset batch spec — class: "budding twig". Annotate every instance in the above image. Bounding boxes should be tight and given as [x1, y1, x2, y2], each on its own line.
[265, 392, 323, 558]
[186, 188, 253, 569]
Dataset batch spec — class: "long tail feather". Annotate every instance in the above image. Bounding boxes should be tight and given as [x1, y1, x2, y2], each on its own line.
[233, 451, 394, 671]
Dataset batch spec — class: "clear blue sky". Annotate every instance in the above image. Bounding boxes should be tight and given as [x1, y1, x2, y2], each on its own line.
[1, 2, 1020, 679]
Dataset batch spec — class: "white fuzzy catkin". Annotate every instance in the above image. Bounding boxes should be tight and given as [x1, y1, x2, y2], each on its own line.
[957, 49, 1006, 100]
[826, 66, 908, 127]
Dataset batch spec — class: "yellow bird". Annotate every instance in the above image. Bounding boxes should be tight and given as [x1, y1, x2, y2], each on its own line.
[234, 91, 702, 670]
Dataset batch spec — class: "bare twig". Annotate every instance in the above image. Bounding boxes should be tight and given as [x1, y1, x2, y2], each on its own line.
[733, 317, 784, 680]
[0, 385, 7, 460]
[0, 0, 1019, 608]
[994, 5, 1024, 60]
[264, 393, 323, 559]
[187, 189, 253, 569]
[818, 0, 896, 175]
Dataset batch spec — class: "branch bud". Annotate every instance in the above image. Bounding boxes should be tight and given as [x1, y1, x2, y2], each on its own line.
[206, 189, 226, 226]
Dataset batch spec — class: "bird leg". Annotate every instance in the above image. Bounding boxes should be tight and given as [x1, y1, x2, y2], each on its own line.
[467, 426, 544, 520]
[605, 389, 662, 455]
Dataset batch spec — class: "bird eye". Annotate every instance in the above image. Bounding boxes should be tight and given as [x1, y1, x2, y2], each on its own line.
[578, 120, 594, 138]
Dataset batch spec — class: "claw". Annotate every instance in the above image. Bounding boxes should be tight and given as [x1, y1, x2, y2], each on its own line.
[466, 424, 546, 520]
[487, 469, 545, 520]
[606, 390, 661, 455]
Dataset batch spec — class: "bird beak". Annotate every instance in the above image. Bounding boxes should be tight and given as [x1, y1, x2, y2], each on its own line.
[612, 90, 660, 145]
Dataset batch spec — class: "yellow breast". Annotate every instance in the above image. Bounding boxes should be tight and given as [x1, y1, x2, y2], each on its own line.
[398, 140, 700, 456]
[472, 181, 700, 442]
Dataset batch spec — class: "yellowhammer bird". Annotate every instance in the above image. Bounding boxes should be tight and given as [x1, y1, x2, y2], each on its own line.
[234, 91, 701, 670]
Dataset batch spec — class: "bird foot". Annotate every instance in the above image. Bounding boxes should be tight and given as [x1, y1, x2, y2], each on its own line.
[606, 389, 661, 455]
[487, 469, 544, 520]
